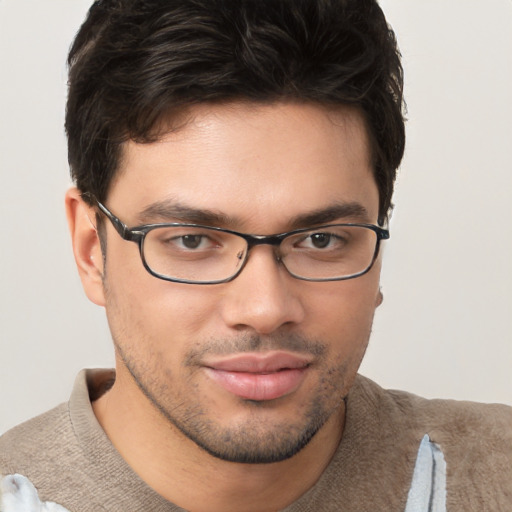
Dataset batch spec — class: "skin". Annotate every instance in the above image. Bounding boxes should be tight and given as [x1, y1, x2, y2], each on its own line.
[66, 101, 384, 511]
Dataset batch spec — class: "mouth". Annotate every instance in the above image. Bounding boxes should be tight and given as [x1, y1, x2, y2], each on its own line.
[203, 352, 312, 401]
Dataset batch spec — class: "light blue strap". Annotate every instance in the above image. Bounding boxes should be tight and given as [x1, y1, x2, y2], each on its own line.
[404, 434, 447, 512]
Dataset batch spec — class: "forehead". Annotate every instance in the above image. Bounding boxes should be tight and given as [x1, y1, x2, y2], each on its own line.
[109, 101, 379, 230]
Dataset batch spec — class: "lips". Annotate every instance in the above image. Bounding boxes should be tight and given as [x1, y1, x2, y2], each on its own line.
[203, 352, 311, 401]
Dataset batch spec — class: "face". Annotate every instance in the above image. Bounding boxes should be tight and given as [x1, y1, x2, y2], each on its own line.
[86, 102, 383, 463]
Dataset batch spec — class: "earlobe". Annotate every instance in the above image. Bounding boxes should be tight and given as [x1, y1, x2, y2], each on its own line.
[65, 188, 106, 307]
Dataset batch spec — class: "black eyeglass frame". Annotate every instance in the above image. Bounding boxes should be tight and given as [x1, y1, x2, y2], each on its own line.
[88, 196, 390, 285]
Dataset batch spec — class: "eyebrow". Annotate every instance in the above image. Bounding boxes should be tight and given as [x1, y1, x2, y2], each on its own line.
[136, 200, 233, 226]
[287, 202, 371, 229]
[136, 199, 371, 230]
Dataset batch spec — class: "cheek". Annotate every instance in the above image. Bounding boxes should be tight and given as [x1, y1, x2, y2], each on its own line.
[307, 274, 379, 333]
[104, 257, 221, 351]
[303, 273, 380, 376]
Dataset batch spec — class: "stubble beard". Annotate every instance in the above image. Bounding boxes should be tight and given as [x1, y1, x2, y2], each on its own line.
[113, 332, 361, 465]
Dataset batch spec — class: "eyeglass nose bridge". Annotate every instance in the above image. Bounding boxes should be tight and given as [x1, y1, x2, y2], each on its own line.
[239, 233, 288, 265]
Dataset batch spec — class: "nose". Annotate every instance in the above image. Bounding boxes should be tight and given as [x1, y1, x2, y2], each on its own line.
[219, 245, 305, 335]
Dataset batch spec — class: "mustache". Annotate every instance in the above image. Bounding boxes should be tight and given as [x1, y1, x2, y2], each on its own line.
[184, 333, 326, 366]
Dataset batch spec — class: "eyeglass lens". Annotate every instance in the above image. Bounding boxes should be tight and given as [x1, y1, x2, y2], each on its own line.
[141, 224, 379, 283]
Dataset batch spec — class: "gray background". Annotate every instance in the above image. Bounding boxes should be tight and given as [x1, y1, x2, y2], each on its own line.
[1, 0, 511, 435]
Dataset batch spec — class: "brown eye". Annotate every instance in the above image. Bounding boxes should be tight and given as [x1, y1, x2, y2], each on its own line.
[181, 235, 205, 249]
[310, 233, 332, 249]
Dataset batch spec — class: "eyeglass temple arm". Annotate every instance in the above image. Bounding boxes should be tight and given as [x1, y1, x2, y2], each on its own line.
[379, 229, 390, 240]
[82, 193, 134, 241]
[97, 201, 131, 237]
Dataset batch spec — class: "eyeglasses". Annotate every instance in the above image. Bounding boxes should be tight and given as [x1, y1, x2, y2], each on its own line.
[91, 198, 389, 284]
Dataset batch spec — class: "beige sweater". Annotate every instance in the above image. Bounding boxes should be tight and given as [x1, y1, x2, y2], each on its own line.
[0, 370, 510, 511]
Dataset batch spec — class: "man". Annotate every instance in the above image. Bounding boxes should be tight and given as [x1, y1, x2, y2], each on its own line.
[1, 0, 510, 511]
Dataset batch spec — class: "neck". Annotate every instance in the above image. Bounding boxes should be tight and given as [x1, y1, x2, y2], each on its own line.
[92, 367, 345, 512]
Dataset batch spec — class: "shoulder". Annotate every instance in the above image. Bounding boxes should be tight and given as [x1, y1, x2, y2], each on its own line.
[353, 375, 512, 509]
[0, 402, 73, 477]
[354, 374, 512, 434]
[412, 393, 512, 510]
[0, 371, 114, 509]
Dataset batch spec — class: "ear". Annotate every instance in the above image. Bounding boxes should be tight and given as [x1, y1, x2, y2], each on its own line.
[65, 188, 106, 307]
[375, 287, 383, 308]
